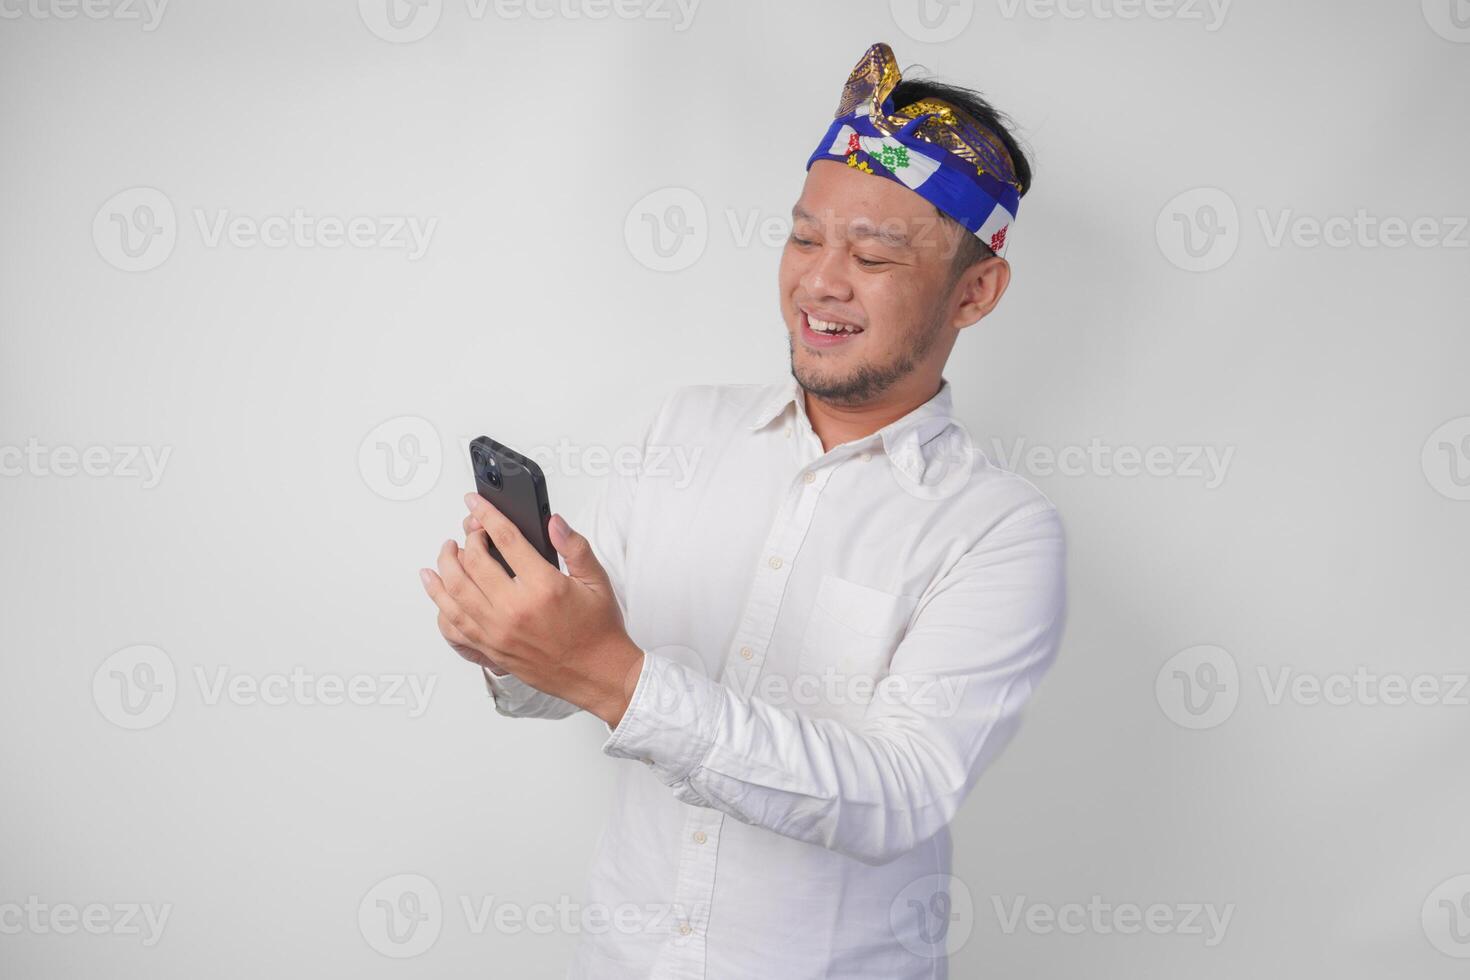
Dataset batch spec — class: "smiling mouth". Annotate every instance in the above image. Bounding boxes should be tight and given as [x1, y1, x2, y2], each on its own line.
[801, 309, 865, 336]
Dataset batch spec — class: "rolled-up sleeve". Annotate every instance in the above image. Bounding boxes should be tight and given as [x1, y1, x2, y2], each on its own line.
[601, 504, 1067, 865]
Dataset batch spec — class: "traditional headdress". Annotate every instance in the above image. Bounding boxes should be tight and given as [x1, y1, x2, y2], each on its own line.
[806, 42, 1023, 257]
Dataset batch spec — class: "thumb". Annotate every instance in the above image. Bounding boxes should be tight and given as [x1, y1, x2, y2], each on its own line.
[549, 514, 609, 588]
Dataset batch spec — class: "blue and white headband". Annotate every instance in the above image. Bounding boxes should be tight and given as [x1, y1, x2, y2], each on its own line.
[805, 42, 1023, 257]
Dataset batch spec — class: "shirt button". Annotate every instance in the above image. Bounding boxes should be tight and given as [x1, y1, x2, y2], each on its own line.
[768, 556, 783, 570]
[803, 471, 816, 484]
[784, 426, 792, 438]
[739, 646, 753, 661]
[693, 831, 708, 844]
[678, 922, 693, 936]
[859, 451, 872, 462]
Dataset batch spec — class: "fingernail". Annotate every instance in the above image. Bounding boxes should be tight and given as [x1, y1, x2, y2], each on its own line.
[418, 569, 433, 588]
[464, 492, 478, 508]
[551, 514, 569, 537]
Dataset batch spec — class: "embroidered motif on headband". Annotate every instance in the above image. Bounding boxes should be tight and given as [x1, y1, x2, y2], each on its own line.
[805, 42, 1022, 258]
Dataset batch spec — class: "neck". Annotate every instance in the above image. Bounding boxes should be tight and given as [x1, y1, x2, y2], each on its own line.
[802, 374, 943, 453]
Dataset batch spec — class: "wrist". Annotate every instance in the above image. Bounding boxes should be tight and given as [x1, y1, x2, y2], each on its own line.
[591, 637, 645, 728]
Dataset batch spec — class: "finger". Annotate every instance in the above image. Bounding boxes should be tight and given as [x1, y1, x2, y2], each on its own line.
[437, 536, 496, 604]
[461, 513, 482, 535]
[547, 513, 609, 589]
[438, 608, 473, 647]
[464, 492, 548, 583]
[437, 611, 497, 669]
[461, 522, 512, 593]
[418, 567, 488, 648]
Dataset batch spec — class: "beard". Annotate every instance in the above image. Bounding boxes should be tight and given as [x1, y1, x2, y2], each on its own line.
[789, 316, 943, 407]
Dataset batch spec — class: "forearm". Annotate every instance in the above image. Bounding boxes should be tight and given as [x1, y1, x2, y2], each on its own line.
[602, 652, 1034, 865]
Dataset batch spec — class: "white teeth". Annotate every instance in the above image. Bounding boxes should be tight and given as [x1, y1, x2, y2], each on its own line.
[807, 314, 862, 335]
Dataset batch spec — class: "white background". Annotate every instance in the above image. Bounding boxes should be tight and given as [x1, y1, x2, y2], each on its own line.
[2, 0, 1468, 976]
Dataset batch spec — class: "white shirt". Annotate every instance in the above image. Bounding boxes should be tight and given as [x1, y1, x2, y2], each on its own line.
[485, 375, 1067, 979]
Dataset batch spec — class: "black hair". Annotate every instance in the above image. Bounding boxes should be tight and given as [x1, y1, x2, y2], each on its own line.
[889, 76, 1031, 271]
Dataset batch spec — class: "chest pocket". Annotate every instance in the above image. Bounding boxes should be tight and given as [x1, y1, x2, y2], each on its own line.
[797, 575, 919, 693]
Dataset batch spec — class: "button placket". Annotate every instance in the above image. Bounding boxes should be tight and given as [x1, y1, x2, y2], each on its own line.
[654, 807, 723, 976]
[723, 461, 829, 690]
[651, 428, 835, 980]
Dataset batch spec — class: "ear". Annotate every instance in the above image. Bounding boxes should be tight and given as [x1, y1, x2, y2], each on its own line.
[949, 256, 1011, 330]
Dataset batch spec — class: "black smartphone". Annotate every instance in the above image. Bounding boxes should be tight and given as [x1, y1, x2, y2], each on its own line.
[469, 436, 558, 577]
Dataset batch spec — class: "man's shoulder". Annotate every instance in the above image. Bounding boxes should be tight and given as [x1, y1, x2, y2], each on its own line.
[646, 381, 785, 438]
[955, 443, 1064, 542]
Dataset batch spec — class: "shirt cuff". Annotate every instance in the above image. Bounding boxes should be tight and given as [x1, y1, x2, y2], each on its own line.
[481, 666, 544, 715]
[600, 650, 717, 786]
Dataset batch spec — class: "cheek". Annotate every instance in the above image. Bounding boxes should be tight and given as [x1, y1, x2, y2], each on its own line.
[854, 279, 900, 328]
[777, 248, 801, 294]
[868, 273, 937, 327]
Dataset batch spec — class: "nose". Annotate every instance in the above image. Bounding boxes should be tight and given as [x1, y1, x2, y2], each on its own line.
[799, 241, 854, 305]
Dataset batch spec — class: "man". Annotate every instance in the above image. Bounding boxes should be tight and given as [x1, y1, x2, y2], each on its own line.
[420, 41, 1066, 979]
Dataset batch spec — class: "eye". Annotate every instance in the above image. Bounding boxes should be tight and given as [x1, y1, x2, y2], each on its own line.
[855, 255, 888, 268]
[789, 235, 816, 247]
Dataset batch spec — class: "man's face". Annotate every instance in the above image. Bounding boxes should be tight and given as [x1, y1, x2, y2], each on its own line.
[778, 159, 969, 406]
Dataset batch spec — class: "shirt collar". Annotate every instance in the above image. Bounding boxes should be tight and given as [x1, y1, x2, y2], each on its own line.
[747, 375, 962, 484]
[748, 374, 800, 432]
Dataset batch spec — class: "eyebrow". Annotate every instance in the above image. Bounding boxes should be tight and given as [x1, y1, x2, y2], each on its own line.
[791, 205, 914, 249]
